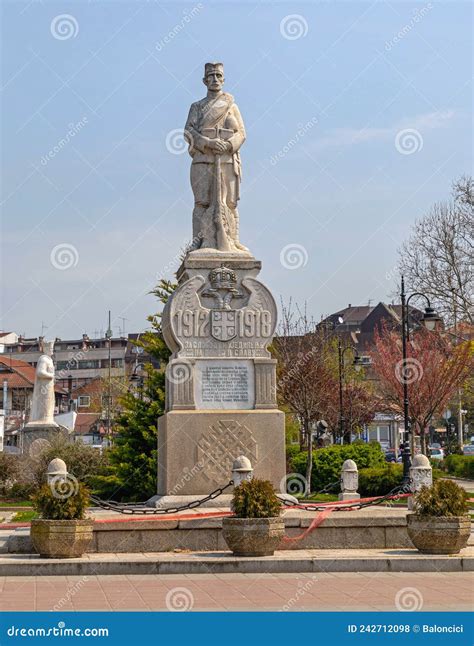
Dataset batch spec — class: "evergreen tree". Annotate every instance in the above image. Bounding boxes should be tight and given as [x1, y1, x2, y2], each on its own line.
[92, 280, 174, 501]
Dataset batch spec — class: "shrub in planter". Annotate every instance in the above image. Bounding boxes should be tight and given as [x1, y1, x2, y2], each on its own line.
[290, 442, 385, 493]
[222, 479, 284, 556]
[407, 479, 470, 554]
[30, 480, 94, 558]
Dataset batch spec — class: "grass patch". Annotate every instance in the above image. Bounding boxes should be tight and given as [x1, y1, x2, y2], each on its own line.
[297, 493, 339, 503]
[0, 500, 32, 507]
[10, 511, 38, 522]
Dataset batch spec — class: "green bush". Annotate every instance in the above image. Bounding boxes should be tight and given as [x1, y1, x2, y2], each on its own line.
[0, 453, 20, 495]
[88, 471, 124, 500]
[31, 481, 91, 521]
[285, 445, 301, 471]
[232, 478, 281, 518]
[358, 464, 403, 497]
[413, 480, 469, 517]
[5, 482, 36, 500]
[290, 442, 385, 493]
[33, 438, 109, 488]
[443, 455, 474, 479]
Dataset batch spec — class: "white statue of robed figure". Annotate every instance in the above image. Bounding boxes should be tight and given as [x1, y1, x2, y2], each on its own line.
[26, 341, 58, 428]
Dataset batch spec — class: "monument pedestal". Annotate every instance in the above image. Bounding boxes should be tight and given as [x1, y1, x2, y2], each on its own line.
[20, 424, 65, 456]
[149, 410, 285, 507]
[151, 252, 288, 508]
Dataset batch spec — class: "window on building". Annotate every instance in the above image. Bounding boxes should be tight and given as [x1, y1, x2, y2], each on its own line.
[100, 359, 124, 369]
[78, 360, 100, 370]
[77, 396, 91, 408]
[368, 424, 391, 445]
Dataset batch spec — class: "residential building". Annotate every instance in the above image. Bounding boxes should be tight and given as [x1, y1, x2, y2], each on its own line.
[319, 302, 425, 450]
[1, 333, 160, 390]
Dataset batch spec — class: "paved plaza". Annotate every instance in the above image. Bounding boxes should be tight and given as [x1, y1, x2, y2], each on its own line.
[0, 572, 471, 612]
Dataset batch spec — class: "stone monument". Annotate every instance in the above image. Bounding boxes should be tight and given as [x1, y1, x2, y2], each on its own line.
[149, 63, 286, 507]
[22, 341, 61, 454]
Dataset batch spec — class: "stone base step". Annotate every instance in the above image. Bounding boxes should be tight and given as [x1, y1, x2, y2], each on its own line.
[0, 548, 472, 576]
[6, 508, 416, 554]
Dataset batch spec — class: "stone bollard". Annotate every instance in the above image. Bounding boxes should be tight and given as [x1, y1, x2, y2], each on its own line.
[408, 454, 432, 510]
[231, 455, 253, 487]
[46, 457, 68, 484]
[339, 459, 360, 501]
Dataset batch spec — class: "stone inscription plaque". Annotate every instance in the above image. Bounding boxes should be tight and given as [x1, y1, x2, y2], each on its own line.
[194, 360, 255, 410]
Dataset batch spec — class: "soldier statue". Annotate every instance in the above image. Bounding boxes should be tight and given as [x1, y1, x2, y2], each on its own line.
[184, 62, 249, 254]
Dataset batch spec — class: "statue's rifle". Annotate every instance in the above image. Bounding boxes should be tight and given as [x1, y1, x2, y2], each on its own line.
[213, 127, 232, 252]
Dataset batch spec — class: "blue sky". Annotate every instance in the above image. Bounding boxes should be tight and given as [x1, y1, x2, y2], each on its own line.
[1, 0, 472, 339]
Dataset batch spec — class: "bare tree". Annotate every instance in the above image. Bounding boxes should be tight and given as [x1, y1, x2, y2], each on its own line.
[398, 176, 473, 324]
[274, 303, 335, 492]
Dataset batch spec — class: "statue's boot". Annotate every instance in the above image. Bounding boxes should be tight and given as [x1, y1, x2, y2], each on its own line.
[233, 209, 250, 253]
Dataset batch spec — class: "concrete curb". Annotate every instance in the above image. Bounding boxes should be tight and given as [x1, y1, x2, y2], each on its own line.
[0, 548, 472, 576]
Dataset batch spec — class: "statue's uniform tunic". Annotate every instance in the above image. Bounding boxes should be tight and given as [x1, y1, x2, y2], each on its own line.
[184, 92, 246, 249]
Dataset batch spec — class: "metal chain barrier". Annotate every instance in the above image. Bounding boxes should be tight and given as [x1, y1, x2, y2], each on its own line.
[90, 481, 234, 515]
[279, 484, 409, 512]
[90, 480, 408, 516]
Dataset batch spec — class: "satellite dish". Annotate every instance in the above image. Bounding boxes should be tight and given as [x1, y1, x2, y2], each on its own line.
[337, 316, 344, 324]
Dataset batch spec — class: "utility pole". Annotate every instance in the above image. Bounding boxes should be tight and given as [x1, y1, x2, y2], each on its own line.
[106, 311, 112, 442]
[452, 288, 464, 447]
[119, 317, 128, 337]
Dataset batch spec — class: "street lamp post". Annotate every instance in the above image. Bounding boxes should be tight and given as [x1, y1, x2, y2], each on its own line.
[400, 276, 442, 483]
[338, 339, 362, 445]
[130, 362, 145, 400]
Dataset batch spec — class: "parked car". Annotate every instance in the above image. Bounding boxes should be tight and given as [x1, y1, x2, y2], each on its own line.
[462, 444, 474, 456]
[430, 442, 441, 449]
[384, 449, 402, 463]
[429, 447, 445, 461]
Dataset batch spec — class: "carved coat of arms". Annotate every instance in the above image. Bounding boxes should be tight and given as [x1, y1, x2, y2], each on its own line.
[211, 310, 236, 341]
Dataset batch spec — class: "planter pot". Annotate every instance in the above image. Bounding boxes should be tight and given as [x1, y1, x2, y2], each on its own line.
[407, 514, 470, 554]
[31, 519, 94, 558]
[222, 517, 285, 556]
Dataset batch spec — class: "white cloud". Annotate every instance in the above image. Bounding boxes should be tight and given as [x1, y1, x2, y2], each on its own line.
[314, 110, 456, 151]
